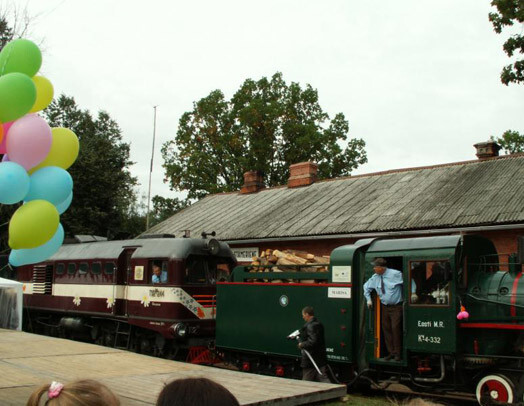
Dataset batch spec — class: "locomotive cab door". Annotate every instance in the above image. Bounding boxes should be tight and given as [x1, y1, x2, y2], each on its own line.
[364, 255, 407, 364]
[113, 247, 136, 316]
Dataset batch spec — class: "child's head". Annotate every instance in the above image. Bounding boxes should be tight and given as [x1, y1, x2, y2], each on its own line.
[26, 379, 120, 406]
[156, 377, 239, 406]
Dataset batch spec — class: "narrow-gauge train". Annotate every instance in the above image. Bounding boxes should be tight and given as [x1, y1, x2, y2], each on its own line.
[216, 234, 524, 405]
[16, 233, 524, 405]
[17, 234, 237, 357]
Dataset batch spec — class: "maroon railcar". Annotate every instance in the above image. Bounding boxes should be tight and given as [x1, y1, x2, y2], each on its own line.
[16, 235, 236, 357]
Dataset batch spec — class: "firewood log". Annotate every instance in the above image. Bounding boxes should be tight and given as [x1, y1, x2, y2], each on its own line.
[314, 256, 330, 264]
[273, 250, 308, 264]
[289, 250, 316, 261]
[267, 255, 278, 263]
[276, 258, 299, 272]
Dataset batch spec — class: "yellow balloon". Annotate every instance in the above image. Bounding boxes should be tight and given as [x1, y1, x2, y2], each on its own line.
[9, 200, 59, 249]
[30, 76, 54, 113]
[29, 127, 79, 173]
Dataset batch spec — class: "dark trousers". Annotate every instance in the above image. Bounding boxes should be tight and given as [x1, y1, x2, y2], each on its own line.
[302, 365, 331, 383]
[382, 304, 402, 357]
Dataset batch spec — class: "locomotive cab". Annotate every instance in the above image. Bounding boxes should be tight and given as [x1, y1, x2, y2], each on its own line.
[363, 235, 460, 368]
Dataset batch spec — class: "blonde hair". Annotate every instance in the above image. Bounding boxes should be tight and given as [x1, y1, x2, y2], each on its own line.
[26, 379, 120, 406]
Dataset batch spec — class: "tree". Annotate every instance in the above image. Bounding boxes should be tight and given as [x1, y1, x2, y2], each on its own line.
[489, 0, 524, 85]
[0, 15, 25, 256]
[0, 5, 39, 50]
[0, 17, 13, 49]
[44, 95, 139, 239]
[491, 130, 524, 153]
[162, 72, 367, 200]
[150, 196, 190, 227]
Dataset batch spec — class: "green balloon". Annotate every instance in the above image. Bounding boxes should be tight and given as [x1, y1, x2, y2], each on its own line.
[0, 39, 42, 77]
[9, 200, 59, 249]
[0, 73, 37, 123]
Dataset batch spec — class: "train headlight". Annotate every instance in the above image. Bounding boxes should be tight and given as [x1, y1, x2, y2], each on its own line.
[173, 322, 188, 338]
[207, 238, 220, 255]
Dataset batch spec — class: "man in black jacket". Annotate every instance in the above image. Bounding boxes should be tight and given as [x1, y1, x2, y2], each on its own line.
[298, 306, 331, 382]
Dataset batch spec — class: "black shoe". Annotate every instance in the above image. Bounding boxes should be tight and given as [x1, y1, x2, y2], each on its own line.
[382, 354, 393, 361]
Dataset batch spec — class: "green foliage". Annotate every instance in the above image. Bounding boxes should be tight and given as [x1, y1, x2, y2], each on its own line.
[44, 95, 139, 239]
[491, 129, 524, 154]
[489, 0, 524, 85]
[162, 72, 367, 199]
[150, 196, 190, 227]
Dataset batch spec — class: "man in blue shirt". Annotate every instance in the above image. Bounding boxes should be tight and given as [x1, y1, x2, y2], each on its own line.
[152, 263, 168, 284]
[363, 258, 403, 361]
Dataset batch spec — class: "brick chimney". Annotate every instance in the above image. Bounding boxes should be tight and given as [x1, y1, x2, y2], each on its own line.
[474, 141, 501, 160]
[288, 161, 318, 188]
[240, 170, 264, 194]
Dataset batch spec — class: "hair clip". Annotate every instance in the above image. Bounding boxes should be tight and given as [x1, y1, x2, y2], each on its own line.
[48, 381, 64, 399]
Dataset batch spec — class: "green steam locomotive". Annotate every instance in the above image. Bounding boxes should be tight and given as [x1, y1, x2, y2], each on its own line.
[216, 234, 524, 405]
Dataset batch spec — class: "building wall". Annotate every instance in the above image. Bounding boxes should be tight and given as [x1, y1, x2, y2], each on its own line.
[475, 229, 523, 256]
[229, 228, 524, 264]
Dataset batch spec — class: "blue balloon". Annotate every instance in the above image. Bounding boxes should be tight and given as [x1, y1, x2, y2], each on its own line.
[9, 223, 64, 266]
[25, 166, 73, 206]
[0, 161, 30, 204]
[55, 191, 73, 215]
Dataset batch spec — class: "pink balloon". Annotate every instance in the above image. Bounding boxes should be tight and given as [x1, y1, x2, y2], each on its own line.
[6, 114, 52, 170]
[0, 121, 12, 154]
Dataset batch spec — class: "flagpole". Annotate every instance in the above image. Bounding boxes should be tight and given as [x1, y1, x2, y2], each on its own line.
[146, 105, 158, 231]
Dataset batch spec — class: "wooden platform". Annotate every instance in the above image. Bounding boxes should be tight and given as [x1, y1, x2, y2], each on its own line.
[0, 329, 346, 405]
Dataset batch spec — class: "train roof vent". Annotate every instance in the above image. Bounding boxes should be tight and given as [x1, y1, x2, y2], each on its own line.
[137, 234, 176, 239]
[63, 235, 108, 244]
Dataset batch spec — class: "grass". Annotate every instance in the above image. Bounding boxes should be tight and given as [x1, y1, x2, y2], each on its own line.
[323, 393, 391, 405]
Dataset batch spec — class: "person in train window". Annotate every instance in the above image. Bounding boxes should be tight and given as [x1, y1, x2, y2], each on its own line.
[152, 262, 167, 284]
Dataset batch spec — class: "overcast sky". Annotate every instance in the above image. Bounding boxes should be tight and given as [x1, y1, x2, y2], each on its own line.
[15, 0, 524, 202]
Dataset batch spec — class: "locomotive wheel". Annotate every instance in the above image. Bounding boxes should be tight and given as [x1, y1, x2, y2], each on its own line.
[476, 374, 515, 405]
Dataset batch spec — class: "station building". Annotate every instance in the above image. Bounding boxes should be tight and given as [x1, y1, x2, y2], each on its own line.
[146, 141, 524, 263]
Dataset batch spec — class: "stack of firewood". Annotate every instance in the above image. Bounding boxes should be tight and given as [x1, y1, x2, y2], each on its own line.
[248, 249, 330, 283]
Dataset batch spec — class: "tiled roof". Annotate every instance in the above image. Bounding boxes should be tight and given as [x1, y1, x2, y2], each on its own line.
[146, 154, 524, 241]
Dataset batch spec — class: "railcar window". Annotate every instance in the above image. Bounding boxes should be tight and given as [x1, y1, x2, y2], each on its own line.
[56, 263, 65, 275]
[67, 263, 76, 275]
[150, 260, 168, 284]
[208, 261, 232, 283]
[185, 257, 207, 284]
[410, 260, 451, 306]
[92, 262, 101, 275]
[104, 262, 115, 275]
[79, 263, 88, 275]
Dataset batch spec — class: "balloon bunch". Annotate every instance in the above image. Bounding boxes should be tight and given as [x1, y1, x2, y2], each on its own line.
[0, 39, 79, 267]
